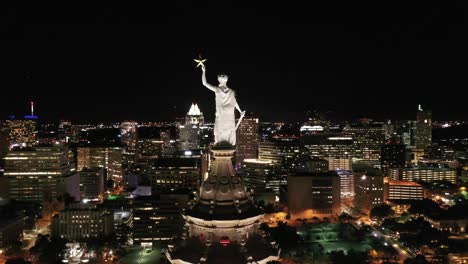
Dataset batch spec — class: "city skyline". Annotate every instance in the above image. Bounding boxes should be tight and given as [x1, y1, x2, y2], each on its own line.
[2, 5, 468, 122]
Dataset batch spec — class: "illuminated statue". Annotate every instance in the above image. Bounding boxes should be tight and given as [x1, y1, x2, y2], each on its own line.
[200, 64, 245, 146]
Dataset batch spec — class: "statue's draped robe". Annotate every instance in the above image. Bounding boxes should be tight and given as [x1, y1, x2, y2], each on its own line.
[214, 87, 238, 145]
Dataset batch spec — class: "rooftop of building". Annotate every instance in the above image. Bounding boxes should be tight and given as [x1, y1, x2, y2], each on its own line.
[152, 158, 199, 168]
[387, 180, 423, 187]
[289, 171, 339, 177]
[243, 159, 273, 164]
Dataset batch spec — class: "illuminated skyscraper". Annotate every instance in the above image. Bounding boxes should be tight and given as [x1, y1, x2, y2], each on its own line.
[380, 142, 406, 176]
[4, 145, 79, 203]
[58, 120, 72, 143]
[5, 118, 37, 148]
[120, 121, 138, 151]
[178, 104, 203, 151]
[344, 124, 385, 168]
[77, 146, 123, 182]
[354, 168, 384, 213]
[185, 103, 204, 125]
[236, 115, 259, 167]
[301, 133, 353, 171]
[288, 171, 341, 219]
[415, 104, 432, 149]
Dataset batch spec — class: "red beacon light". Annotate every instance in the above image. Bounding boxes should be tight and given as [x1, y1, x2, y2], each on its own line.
[220, 236, 230, 246]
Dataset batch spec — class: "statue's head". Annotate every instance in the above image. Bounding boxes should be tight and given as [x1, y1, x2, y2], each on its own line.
[217, 74, 228, 85]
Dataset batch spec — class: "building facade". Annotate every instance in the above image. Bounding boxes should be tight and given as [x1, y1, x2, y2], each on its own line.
[344, 125, 385, 168]
[236, 116, 259, 167]
[384, 180, 424, 201]
[77, 146, 123, 182]
[4, 145, 79, 203]
[148, 158, 200, 192]
[415, 105, 432, 149]
[388, 167, 457, 183]
[354, 169, 384, 213]
[52, 205, 114, 240]
[288, 171, 341, 220]
[80, 167, 105, 201]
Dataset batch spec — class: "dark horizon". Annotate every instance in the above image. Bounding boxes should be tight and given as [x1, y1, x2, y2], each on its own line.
[2, 5, 468, 123]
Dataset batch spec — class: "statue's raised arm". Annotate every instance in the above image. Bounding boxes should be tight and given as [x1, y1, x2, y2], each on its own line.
[201, 65, 217, 92]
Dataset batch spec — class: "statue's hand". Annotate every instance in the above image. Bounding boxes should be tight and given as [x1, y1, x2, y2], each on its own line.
[201, 64, 206, 72]
[241, 110, 246, 116]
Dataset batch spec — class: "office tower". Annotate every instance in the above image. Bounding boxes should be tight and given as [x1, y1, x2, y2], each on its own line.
[178, 124, 200, 151]
[336, 169, 354, 197]
[354, 168, 384, 213]
[236, 115, 259, 167]
[120, 121, 138, 151]
[388, 167, 457, 183]
[384, 180, 424, 201]
[185, 103, 204, 125]
[4, 145, 79, 203]
[415, 104, 432, 149]
[296, 157, 329, 173]
[51, 204, 114, 240]
[381, 142, 406, 176]
[5, 118, 37, 148]
[258, 139, 309, 172]
[242, 158, 280, 194]
[80, 167, 105, 201]
[77, 146, 123, 182]
[288, 171, 341, 220]
[148, 158, 200, 192]
[58, 120, 72, 143]
[178, 104, 204, 151]
[301, 133, 353, 171]
[131, 194, 185, 247]
[344, 124, 385, 168]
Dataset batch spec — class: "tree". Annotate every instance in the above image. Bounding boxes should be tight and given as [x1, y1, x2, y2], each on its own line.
[370, 204, 394, 219]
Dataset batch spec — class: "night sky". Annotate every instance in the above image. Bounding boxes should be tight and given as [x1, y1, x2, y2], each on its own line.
[2, 4, 468, 123]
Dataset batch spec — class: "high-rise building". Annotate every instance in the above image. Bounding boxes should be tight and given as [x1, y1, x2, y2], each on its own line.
[121, 121, 138, 151]
[148, 158, 200, 192]
[58, 120, 72, 143]
[79, 167, 105, 201]
[344, 124, 385, 168]
[131, 194, 185, 247]
[178, 104, 204, 151]
[258, 139, 309, 172]
[185, 103, 204, 125]
[288, 171, 341, 220]
[384, 180, 424, 201]
[236, 115, 259, 167]
[388, 167, 457, 183]
[77, 146, 123, 182]
[51, 204, 114, 240]
[415, 105, 432, 149]
[242, 159, 279, 194]
[5, 118, 37, 148]
[381, 142, 406, 176]
[354, 168, 384, 213]
[4, 145, 80, 203]
[301, 133, 353, 171]
[336, 170, 354, 197]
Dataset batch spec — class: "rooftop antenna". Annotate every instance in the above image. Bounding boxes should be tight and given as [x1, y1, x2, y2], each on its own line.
[31, 101, 34, 116]
[418, 104, 422, 111]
